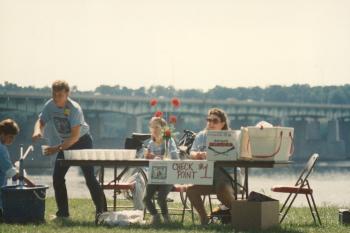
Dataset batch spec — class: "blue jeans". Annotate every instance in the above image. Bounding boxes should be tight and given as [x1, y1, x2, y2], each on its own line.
[53, 134, 107, 217]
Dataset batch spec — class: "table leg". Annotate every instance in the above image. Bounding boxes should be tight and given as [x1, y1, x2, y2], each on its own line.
[218, 167, 241, 200]
[245, 168, 249, 199]
[234, 167, 238, 200]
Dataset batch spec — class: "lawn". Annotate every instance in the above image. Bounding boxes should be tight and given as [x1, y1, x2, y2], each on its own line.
[0, 198, 348, 233]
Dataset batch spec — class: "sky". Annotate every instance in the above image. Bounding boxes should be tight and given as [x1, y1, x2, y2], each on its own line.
[0, 0, 350, 91]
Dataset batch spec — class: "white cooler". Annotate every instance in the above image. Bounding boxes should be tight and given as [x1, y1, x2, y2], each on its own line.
[240, 126, 294, 161]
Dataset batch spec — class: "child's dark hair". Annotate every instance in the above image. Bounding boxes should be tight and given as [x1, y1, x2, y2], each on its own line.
[0, 119, 20, 135]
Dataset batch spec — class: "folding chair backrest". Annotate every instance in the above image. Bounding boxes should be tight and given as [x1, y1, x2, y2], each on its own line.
[124, 133, 151, 151]
[295, 153, 319, 187]
[177, 129, 196, 158]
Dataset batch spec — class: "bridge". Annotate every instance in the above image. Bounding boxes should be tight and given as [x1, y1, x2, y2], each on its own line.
[1, 92, 350, 161]
[2, 92, 350, 118]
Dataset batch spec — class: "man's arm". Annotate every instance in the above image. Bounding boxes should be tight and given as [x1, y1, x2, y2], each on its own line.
[32, 119, 45, 141]
[45, 125, 81, 155]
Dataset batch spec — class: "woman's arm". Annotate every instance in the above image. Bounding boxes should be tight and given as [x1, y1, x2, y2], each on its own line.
[189, 131, 207, 160]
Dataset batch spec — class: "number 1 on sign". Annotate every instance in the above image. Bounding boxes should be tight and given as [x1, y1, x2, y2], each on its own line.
[199, 163, 211, 179]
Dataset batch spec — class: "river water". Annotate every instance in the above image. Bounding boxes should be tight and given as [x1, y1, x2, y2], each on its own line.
[20, 160, 350, 208]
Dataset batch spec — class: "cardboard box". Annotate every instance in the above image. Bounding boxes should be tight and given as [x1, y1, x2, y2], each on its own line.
[231, 199, 279, 231]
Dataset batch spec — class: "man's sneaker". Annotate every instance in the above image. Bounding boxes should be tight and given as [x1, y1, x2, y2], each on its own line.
[49, 214, 69, 221]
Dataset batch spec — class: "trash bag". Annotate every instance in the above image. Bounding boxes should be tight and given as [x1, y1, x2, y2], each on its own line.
[97, 210, 145, 226]
[120, 168, 146, 210]
[247, 191, 275, 202]
[209, 204, 231, 224]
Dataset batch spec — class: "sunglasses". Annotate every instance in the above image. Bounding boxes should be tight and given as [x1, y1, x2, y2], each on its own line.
[206, 118, 221, 124]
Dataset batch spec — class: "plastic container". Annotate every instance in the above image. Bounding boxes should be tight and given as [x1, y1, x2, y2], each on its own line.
[339, 209, 350, 225]
[1, 185, 49, 223]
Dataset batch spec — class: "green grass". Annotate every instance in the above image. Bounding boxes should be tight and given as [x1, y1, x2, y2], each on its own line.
[0, 198, 349, 233]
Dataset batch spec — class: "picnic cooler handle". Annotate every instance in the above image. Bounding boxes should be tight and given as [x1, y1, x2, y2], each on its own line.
[246, 128, 294, 159]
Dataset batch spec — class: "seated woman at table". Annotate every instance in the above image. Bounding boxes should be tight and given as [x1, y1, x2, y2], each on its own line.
[143, 117, 179, 224]
[187, 108, 238, 225]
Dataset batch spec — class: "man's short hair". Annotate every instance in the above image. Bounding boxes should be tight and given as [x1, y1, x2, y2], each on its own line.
[0, 119, 20, 135]
[52, 80, 70, 92]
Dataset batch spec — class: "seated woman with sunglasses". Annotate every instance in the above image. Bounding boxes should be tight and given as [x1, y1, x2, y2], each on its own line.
[187, 108, 237, 225]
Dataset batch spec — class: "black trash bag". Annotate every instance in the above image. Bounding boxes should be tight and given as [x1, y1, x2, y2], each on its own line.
[209, 205, 231, 224]
[247, 191, 275, 202]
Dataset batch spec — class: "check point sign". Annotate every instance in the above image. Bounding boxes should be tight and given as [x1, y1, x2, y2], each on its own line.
[148, 160, 214, 185]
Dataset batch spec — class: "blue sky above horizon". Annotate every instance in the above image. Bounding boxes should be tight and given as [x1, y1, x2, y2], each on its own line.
[1, 0, 350, 91]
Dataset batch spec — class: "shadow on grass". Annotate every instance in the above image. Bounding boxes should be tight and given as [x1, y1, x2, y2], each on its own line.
[49, 218, 96, 228]
[49, 218, 310, 233]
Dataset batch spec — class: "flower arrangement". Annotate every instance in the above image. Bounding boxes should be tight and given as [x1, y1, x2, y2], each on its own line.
[149, 97, 181, 159]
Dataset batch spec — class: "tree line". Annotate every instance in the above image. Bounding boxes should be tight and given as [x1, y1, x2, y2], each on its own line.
[1, 81, 350, 105]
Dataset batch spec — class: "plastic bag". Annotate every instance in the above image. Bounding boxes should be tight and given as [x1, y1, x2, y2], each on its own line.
[209, 204, 231, 224]
[120, 168, 146, 210]
[97, 210, 145, 226]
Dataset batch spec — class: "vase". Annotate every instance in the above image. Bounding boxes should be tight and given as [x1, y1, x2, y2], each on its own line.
[164, 139, 170, 160]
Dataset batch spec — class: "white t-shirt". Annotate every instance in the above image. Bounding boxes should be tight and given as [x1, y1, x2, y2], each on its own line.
[39, 97, 90, 139]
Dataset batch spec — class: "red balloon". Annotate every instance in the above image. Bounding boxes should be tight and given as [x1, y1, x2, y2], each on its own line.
[154, 111, 163, 118]
[164, 129, 172, 137]
[169, 115, 177, 124]
[171, 97, 181, 108]
[150, 98, 158, 107]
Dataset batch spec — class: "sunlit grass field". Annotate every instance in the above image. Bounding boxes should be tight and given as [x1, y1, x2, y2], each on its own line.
[0, 198, 349, 233]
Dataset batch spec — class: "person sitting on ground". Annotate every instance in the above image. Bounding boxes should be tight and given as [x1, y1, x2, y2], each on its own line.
[187, 108, 238, 225]
[143, 117, 179, 224]
[0, 119, 20, 219]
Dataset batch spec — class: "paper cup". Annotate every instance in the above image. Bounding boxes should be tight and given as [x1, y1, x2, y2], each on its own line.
[79, 150, 87, 160]
[86, 150, 95, 160]
[64, 150, 72, 160]
[95, 150, 105, 160]
[41, 145, 49, 156]
[104, 150, 114, 160]
[123, 150, 130, 160]
[71, 150, 82, 160]
[112, 150, 122, 160]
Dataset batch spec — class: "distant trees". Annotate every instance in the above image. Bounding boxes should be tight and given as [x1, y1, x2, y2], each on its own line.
[1, 81, 350, 105]
[0, 81, 51, 94]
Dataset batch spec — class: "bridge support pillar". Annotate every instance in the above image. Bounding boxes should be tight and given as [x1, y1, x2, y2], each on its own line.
[327, 119, 346, 159]
[288, 118, 308, 160]
[135, 116, 144, 133]
[86, 112, 102, 138]
[339, 119, 350, 158]
[306, 119, 321, 140]
[327, 119, 340, 142]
